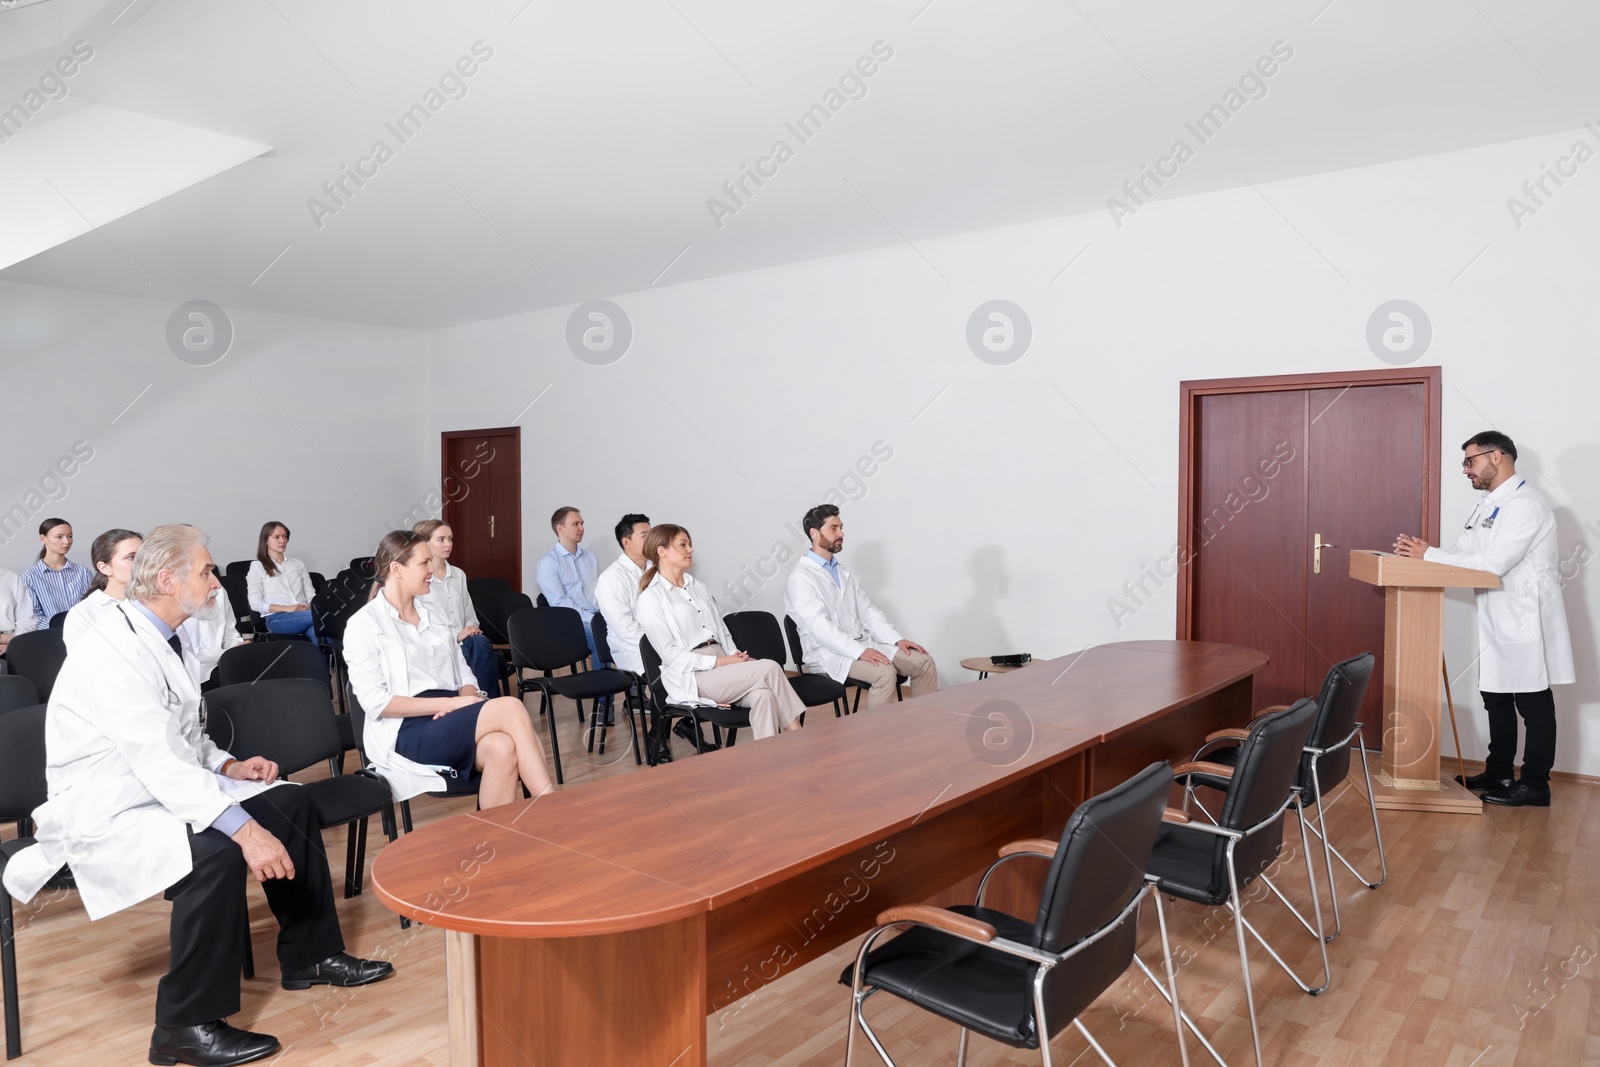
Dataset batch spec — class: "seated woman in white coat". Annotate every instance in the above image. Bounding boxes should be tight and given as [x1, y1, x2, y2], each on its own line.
[344, 530, 553, 809]
[636, 524, 805, 741]
[412, 519, 501, 697]
[62, 527, 141, 648]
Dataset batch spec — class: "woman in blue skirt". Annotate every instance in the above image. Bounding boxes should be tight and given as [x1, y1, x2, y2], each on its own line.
[345, 530, 553, 808]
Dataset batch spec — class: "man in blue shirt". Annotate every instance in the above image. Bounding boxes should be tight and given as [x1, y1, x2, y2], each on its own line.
[534, 506, 611, 722]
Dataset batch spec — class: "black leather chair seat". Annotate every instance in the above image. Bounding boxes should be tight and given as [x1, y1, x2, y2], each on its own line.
[787, 672, 845, 708]
[544, 668, 633, 701]
[838, 905, 1043, 1047]
[1148, 822, 1228, 906]
[305, 773, 393, 827]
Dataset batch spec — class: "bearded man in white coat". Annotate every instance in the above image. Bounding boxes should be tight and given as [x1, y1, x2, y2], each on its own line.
[785, 504, 938, 709]
[1, 525, 392, 1067]
[1395, 431, 1575, 808]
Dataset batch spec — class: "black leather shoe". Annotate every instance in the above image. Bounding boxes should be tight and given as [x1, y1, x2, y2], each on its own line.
[1482, 782, 1551, 807]
[1455, 770, 1514, 791]
[673, 719, 718, 750]
[149, 1020, 279, 1066]
[281, 952, 395, 990]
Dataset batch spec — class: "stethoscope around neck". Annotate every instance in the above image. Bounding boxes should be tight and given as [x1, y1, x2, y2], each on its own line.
[1465, 478, 1526, 529]
[116, 603, 183, 707]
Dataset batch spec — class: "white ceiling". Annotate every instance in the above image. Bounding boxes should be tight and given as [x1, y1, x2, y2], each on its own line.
[1, 0, 1597, 328]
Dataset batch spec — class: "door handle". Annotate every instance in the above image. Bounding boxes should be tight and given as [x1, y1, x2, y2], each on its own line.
[1313, 533, 1338, 574]
[490, 514, 495, 539]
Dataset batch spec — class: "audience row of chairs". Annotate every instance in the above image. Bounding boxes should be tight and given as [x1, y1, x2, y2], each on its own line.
[841, 652, 1384, 1067]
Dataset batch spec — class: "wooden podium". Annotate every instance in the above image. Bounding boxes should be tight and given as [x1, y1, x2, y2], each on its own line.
[1349, 551, 1499, 814]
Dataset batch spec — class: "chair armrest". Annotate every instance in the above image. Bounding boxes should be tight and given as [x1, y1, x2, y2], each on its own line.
[998, 838, 1058, 859]
[1203, 727, 1250, 744]
[1163, 807, 1191, 824]
[1250, 704, 1291, 721]
[877, 905, 996, 943]
[1173, 760, 1236, 780]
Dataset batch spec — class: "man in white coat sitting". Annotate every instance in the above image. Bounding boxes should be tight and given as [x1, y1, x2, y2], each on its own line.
[1395, 431, 1574, 808]
[785, 504, 938, 709]
[1, 525, 392, 1067]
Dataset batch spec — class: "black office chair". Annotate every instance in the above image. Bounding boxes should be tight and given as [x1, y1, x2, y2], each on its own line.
[45, 613, 66, 631]
[225, 560, 252, 577]
[1149, 698, 1327, 1067]
[727, 610, 850, 718]
[475, 591, 533, 696]
[841, 761, 1187, 1067]
[784, 615, 897, 714]
[467, 577, 513, 599]
[206, 680, 395, 898]
[311, 567, 372, 711]
[588, 612, 644, 767]
[213, 641, 352, 774]
[4, 632, 65, 706]
[0, 676, 37, 716]
[0, 704, 49, 1060]
[535, 593, 549, 609]
[1192, 652, 1383, 942]
[308, 571, 327, 595]
[507, 607, 633, 785]
[637, 635, 751, 756]
[218, 573, 265, 640]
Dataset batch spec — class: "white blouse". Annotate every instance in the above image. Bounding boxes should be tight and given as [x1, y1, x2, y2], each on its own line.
[418, 562, 479, 635]
[246, 558, 314, 616]
[0, 569, 39, 636]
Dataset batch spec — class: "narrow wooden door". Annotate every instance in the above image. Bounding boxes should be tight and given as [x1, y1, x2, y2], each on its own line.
[442, 427, 522, 591]
[1179, 370, 1441, 748]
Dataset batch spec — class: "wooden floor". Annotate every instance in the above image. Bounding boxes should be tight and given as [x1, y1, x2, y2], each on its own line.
[4, 689, 1598, 1067]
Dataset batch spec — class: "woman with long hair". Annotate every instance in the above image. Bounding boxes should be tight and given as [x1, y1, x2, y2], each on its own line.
[636, 524, 805, 741]
[413, 519, 500, 697]
[62, 528, 142, 648]
[246, 520, 317, 641]
[344, 530, 553, 808]
[23, 517, 92, 629]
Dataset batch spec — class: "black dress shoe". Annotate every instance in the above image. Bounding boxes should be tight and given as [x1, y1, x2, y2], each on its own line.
[149, 1020, 279, 1066]
[281, 952, 395, 990]
[673, 719, 718, 750]
[1455, 770, 1514, 791]
[1482, 781, 1551, 807]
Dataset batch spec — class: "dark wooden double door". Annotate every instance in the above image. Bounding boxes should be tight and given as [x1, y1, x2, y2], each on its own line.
[1179, 369, 1443, 746]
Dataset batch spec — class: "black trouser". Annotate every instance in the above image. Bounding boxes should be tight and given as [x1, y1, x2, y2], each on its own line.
[1481, 688, 1556, 788]
[154, 785, 344, 1026]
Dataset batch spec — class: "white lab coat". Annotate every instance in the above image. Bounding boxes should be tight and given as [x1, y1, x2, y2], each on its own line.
[0, 568, 38, 638]
[784, 554, 903, 683]
[178, 597, 247, 689]
[2, 602, 275, 919]
[1426, 477, 1575, 692]
[61, 588, 118, 649]
[343, 594, 474, 802]
[595, 555, 647, 674]
[636, 573, 739, 707]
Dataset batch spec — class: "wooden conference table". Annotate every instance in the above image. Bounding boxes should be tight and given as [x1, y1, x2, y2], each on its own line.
[371, 640, 1267, 1067]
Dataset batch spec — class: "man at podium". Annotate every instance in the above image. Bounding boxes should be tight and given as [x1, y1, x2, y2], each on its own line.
[1394, 431, 1574, 808]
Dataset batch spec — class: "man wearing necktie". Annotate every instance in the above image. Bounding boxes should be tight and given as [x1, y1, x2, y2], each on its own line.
[2, 525, 392, 1066]
[1395, 431, 1575, 808]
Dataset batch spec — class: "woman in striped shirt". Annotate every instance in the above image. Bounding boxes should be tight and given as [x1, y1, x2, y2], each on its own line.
[23, 517, 92, 629]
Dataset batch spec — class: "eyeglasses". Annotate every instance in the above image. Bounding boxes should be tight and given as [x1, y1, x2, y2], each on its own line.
[1461, 450, 1497, 468]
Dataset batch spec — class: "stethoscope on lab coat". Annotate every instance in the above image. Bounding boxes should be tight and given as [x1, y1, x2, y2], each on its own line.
[1465, 479, 1526, 530]
[116, 603, 185, 710]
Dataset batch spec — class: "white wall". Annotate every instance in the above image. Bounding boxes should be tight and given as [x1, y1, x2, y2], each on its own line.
[426, 125, 1600, 777]
[0, 281, 430, 579]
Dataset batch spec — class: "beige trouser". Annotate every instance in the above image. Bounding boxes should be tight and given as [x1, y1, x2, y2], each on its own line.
[847, 649, 939, 709]
[691, 644, 807, 740]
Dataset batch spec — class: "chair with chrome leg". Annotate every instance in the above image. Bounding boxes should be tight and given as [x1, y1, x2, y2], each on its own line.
[1149, 697, 1326, 1067]
[840, 761, 1189, 1067]
[1189, 652, 1383, 942]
